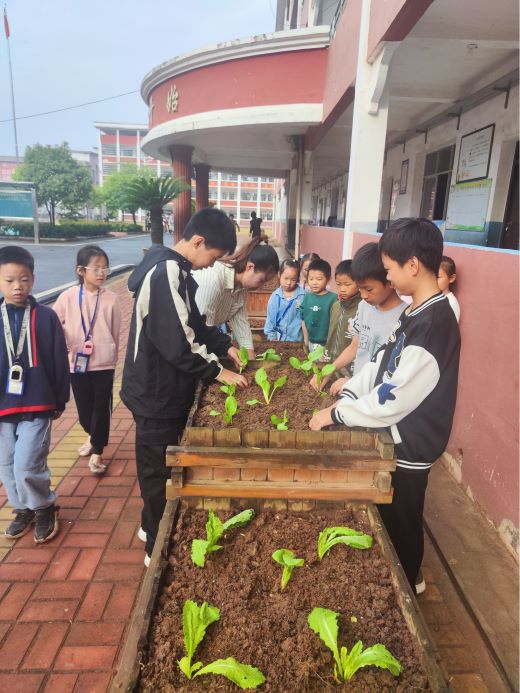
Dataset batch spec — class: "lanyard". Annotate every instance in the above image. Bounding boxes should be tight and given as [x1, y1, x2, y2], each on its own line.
[79, 285, 100, 341]
[1, 303, 31, 368]
[274, 294, 296, 336]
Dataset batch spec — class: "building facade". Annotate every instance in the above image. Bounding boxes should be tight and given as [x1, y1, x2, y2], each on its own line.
[95, 122, 276, 232]
[136, 0, 518, 554]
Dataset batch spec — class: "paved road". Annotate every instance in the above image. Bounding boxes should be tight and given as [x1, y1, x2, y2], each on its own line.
[1, 235, 151, 294]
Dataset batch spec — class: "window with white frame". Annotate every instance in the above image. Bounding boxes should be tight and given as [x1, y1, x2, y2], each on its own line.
[420, 145, 455, 221]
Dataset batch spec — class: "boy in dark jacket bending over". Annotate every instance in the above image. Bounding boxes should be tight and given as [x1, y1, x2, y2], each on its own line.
[310, 218, 460, 593]
[0, 246, 70, 544]
[121, 208, 247, 565]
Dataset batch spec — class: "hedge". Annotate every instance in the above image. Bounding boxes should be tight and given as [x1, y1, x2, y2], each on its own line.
[0, 221, 143, 239]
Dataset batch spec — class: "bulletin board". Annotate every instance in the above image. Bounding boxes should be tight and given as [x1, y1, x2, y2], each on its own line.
[445, 178, 492, 232]
[456, 124, 494, 183]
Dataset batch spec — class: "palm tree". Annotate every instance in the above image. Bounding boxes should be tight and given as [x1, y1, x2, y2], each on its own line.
[124, 175, 190, 245]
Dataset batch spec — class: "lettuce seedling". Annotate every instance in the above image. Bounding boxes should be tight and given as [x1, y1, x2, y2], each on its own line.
[255, 367, 287, 404]
[312, 362, 335, 391]
[271, 410, 289, 430]
[210, 384, 238, 425]
[255, 348, 281, 362]
[178, 600, 266, 689]
[272, 548, 304, 589]
[308, 607, 402, 682]
[237, 346, 249, 373]
[289, 345, 325, 373]
[191, 509, 255, 568]
[246, 399, 261, 407]
[318, 526, 373, 560]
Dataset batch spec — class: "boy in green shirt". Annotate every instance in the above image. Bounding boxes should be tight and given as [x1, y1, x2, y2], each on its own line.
[300, 259, 337, 351]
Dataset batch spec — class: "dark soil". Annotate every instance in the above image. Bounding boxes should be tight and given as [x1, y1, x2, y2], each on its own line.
[140, 506, 430, 692]
[194, 342, 335, 430]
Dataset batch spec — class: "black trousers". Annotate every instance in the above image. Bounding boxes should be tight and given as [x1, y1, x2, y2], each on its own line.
[71, 370, 114, 455]
[134, 414, 187, 557]
[377, 466, 430, 591]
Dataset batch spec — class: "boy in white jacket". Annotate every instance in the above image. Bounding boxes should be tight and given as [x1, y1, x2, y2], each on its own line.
[310, 218, 460, 593]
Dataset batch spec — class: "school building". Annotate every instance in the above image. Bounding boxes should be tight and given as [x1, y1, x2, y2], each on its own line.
[94, 122, 276, 232]
[138, 0, 519, 557]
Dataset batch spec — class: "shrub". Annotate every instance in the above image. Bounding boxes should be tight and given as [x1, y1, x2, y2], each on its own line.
[0, 220, 142, 239]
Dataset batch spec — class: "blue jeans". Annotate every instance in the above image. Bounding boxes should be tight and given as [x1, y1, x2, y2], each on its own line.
[0, 417, 56, 511]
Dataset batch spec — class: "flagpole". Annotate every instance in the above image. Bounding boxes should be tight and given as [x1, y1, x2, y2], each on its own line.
[4, 4, 19, 158]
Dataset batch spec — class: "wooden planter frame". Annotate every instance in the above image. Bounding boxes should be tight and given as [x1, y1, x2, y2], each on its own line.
[110, 498, 449, 692]
[165, 383, 396, 505]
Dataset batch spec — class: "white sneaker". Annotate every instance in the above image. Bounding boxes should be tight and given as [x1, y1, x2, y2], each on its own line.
[137, 527, 147, 543]
[415, 569, 426, 595]
[144, 553, 151, 568]
[78, 439, 93, 456]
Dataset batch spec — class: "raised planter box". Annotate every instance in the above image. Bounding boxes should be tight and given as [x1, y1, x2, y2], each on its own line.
[111, 499, 449, 692]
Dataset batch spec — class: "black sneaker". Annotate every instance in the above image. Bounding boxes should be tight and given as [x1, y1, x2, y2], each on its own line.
[5, 509, 35, 539]
[34, 505, 59, 544]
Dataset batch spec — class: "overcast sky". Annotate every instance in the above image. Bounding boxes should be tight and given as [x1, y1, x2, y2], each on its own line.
[0, 1, 276, 155]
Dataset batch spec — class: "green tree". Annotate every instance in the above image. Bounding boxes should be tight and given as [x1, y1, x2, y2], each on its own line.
[97, 164, 153, 223]
[124, 175, 190, 244]
[13, 143, 92, 225]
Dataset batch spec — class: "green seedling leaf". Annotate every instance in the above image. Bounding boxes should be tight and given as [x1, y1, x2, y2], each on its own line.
[272, 548, 304, 589]
[246, 399, 261, 406]
[195, 657, 266, 689]
[307, 345, 325, 362]
[256, 348, 281, 362]
[179, 601, 266, 687]
[191, 509, 255, 567]
[223, 395, 238, 425]
[289, 356, 302, 370]
[342, 641, 403, 680]
[237, 347, 249, 373]
[178, 600, 220, 678]
[308, 607, 342, 677]
[254, 368, 287, 404]
[222, 508, 255, 532]
[220, 383, 236, 396]
[209, 409, 220, 417]
[308, 607, 402, 682]
[318, 526, 373, 560]
[270, 409, 289, 430]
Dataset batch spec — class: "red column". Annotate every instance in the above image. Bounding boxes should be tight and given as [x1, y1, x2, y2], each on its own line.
[194, 164, 210, 211]
[170, 145, 193, 244]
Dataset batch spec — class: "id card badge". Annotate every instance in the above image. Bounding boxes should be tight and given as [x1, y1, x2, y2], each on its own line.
[6, 364, 25, 396]
[82, 340, 94, 355]
[74, 353, 90, 374]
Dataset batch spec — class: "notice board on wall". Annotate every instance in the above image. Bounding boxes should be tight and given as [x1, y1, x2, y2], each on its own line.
[456, 124, 494, 183]
[445, 178, 492, 232]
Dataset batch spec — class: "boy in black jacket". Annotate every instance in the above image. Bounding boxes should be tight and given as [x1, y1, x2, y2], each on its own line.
[310, 218, 460, 592]
[121, 208, 247, 565]
[0, 246, 70, 543]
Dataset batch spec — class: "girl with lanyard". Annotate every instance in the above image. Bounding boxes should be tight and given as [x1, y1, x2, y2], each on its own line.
[264, 259, 306, 342]
[54, 245, 121, 475]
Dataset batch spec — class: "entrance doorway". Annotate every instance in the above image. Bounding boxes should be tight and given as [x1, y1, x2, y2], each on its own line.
[501, 142, 519, 250]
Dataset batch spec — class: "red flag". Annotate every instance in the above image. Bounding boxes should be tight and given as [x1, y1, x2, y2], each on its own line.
[3, 7, 10, 39]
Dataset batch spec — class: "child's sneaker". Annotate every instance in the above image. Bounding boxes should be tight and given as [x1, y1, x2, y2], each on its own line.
[5, 509, 35, 539]
[415, 569, 426, 595]
[78, 439, 93, 456]
[34, 505, 59, 544]
[137, 527, 147, 543]
[88, 454, 107, 475]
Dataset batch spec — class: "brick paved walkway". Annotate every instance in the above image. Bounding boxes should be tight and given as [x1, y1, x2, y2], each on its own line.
[0, 273, 508, 692]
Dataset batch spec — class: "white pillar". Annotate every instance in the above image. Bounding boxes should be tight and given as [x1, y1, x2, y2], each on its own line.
[237, 174, 241, 229]
[256, 176, 261, 216]
[342, 0, 398, 258]
[136, 129, 141, 169]
[217, 172, 221, 207]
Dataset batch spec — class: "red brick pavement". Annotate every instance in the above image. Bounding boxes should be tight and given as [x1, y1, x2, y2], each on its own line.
[0, 276, 143, 692]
